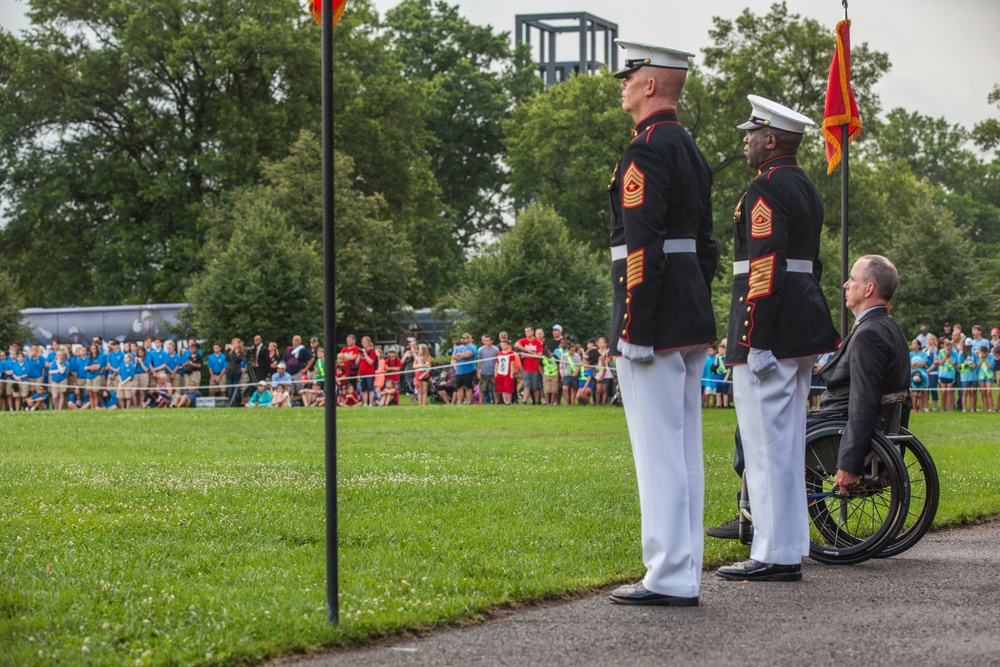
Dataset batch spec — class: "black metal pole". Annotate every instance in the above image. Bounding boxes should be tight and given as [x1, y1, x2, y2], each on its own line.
[839, 0, 850, 338]
[840, 122, 849, 338]
[322, 0, 338, 626]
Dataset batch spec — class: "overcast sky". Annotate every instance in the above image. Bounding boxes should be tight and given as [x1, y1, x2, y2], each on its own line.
[1, 0, 997, 130]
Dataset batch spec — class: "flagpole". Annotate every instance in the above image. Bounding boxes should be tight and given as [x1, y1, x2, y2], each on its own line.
[321, 0, 339, 626]
[839, 0, 850, 338]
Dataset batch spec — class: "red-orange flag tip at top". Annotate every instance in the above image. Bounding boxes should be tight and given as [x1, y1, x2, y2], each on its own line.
[310, 0, 348, 27]
[822, 19, 862, 175]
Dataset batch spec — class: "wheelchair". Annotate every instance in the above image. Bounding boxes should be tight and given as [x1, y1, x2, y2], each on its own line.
[737, 392, 939, 565]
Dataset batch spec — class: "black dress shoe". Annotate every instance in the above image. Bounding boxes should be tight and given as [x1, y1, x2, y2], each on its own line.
[609, 582, 699, 606]
[706, 517, 751, 540]
[716, 559, 801, 582]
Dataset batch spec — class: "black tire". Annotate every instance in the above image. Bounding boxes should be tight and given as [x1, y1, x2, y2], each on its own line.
[805, 423, 909, 565]
[875, 428, 939, 558]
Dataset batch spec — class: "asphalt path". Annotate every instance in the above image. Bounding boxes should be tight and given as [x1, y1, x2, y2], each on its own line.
[276, 522, 1000, 667]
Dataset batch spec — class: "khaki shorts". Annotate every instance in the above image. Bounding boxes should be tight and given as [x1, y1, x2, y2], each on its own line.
[134, 373, 149, 390]
[209, 373, 224, 388]
[542, 374, 560, 394]
[89, 376, 106, 390]
[0, 378, 7, 397]
[14, 380, 29, 398]
[28, 380, 43, 395]
[118, 378, 135, 400]
[49, 379, 68, 395]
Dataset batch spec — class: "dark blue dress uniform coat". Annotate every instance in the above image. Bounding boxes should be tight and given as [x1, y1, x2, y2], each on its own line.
[725, 154, 839, 364]
[608, 111, 717, 355]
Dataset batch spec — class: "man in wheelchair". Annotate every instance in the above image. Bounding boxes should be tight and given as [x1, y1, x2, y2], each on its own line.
[713, 255, 911, 580]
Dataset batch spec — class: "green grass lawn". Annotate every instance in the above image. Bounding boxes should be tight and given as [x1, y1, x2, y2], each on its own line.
[1, 407, 998, 666]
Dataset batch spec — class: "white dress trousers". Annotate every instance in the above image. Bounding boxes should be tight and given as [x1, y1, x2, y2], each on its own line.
[733, 356, 816, 565]
[617, 344, 707, 598]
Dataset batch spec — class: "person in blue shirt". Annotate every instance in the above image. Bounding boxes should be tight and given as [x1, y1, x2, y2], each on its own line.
[10, 351, 28, 411]
[957, 344, 979, 412]
[936, 339, 959, 411]
[450, 333, 478, 406]
[909, 339, 930, 412]
[207, 343, 227, 397]
[148, 338, 167, 380]
[25, 386, 50, 411]
[701, 344, 718, 408]
[245, 380, 272, 408]
[171, 380, 203, 408]
[162, 340, 182, 387]
[83, 341, 106, 406]
[134, 347, 151, 408]
[24, 345, 45, 397]
[66, 389, 90, 410]
[271, 362, 293, 388]
[976, 346, 995, 413]
[117, 352, 137, 409]
[48, 349, 71, 410]
[96, 389, 119, 410]
[105, 339, 125, 387]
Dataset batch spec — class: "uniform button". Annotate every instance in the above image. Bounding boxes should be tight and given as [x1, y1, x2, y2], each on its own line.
[625, 298, 630, 304]
[739, 297, 744, 303]
[747, 306, 751, 313]
[619, 276, 624, 284]
[742, 335, 747, 341]
[744, 321, 749, 326]
[621, 329, 627, 336]
[623, 314, 628, 320]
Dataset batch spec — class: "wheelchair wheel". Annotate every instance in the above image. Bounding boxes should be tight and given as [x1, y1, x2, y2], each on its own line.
[805, 423, 909, 565]
[875, 428, 939, 558]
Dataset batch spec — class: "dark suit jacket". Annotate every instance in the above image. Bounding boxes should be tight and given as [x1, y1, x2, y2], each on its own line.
[818, 307, 910, 474]
[251, 343, 269, 382]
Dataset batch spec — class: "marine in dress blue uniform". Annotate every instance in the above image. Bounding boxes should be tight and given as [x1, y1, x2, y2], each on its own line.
[717, 96, 839, 582]
[606, 40, 717, 607]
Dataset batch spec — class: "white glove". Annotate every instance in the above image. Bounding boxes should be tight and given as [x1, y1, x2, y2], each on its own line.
[619, 340, 654, 364]
[748, 348, 777, 378]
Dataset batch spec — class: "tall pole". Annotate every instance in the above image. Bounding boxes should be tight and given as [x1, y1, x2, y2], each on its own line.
[321, 0, 338, 626]
[839, 0, 850, 338]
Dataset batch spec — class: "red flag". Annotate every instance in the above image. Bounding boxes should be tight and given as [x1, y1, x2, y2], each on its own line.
[822, 20, 862, 175]
[310, 0, 348, 27]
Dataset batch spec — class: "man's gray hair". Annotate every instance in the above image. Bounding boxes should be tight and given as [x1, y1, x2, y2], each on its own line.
[859, 254, 898, 302]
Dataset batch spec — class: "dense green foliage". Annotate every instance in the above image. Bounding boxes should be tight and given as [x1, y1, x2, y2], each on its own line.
[1, 408, 998, 666]
[0, 0, 321, 306]
[184, 197, 323, 344]
[450, 203, 611, 339]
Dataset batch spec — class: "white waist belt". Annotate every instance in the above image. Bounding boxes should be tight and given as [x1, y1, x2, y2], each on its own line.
[610, 239, 696, 262]
[733, 259, 813, 275]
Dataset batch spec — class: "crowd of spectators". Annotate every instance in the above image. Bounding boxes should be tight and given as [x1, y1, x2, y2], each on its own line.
[5, 320, 999, 414]
[334, 326, 620, 408]
[0, 333, 327, 412]
[905, 323, 1000, 412]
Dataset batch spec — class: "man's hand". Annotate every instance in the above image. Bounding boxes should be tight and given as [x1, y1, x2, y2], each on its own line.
[618, 341, 654, 364]
[834, 469, 862, 497]
[748, 348, 777, 378]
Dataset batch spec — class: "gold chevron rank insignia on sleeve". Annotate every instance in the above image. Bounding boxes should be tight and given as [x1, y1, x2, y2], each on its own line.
[750, 197, 773, 238]
[747, 254, 775, 299]
[622, 162, 645, 209]
[626, 248, 644, 289]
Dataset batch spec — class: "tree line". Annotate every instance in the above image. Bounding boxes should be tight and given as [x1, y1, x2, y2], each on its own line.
[0, 0, 997, 345]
